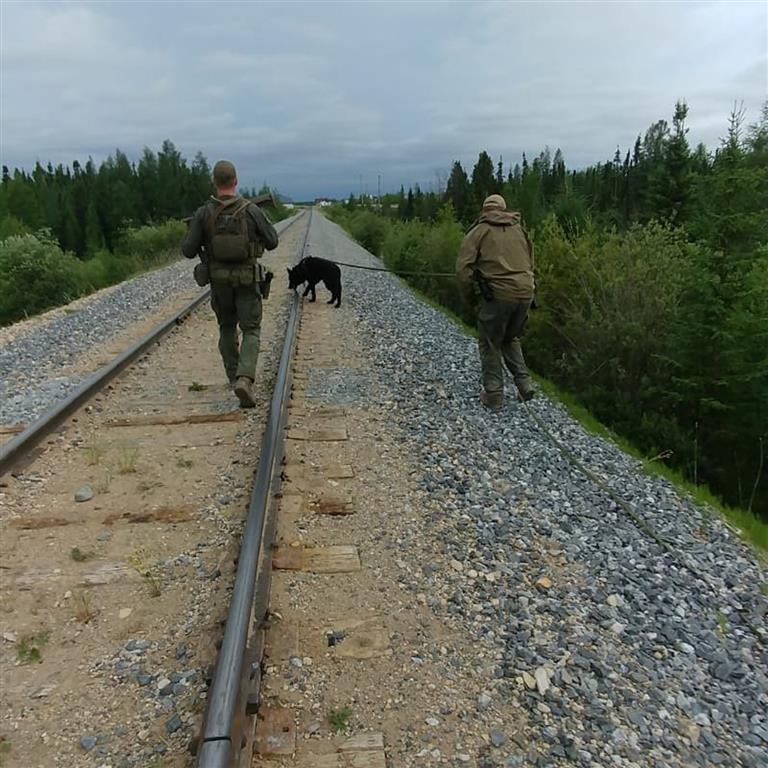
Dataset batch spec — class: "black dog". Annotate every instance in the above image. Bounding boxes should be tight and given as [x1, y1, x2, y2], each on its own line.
[287, 256, 342, 307]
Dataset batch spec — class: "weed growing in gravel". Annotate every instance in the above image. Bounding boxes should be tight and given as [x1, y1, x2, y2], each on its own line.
[84, 436, 105, 466]
[127, 549, 162, 597]
[761, 583, 768, 597]
[73, 592, 97, 623]
[188, 381, 208, 392]
[70, 546, 94, 562]
[176, 458, 193, 469]
[116, 446, 139, 474]
[716, 610, 730, 636]
[327, 706, 353, 733]
[16, 632, 49, 664]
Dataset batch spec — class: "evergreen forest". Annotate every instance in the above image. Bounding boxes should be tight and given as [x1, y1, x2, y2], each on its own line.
[330, 101, 768, 531]
[0, 140, 287, 324]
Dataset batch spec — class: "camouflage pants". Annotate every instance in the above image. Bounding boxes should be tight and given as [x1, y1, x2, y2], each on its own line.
[209, 279, 262, 382]
[477, 298, 533, 404]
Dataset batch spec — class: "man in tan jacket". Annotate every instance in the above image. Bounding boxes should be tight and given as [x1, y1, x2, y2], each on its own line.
[456, 194, 536, 410]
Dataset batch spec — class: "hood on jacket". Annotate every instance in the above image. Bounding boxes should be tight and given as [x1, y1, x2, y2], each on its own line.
[482, 193, 507, 210]
[479, 208, 521, 226]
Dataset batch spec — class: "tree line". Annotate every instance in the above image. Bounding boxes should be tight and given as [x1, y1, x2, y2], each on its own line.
[0, 141, 289, 325]
[0, 139, 287, 257]
[335, 101, 768, 530]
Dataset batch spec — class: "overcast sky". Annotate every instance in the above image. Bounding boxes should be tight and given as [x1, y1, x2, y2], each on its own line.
[1, 0, 766, 200]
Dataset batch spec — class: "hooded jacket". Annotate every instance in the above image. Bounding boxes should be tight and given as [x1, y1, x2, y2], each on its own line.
[455, 208, 535, 301]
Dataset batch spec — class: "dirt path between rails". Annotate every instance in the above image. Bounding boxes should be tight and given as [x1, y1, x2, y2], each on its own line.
[0, 222, 305, 768]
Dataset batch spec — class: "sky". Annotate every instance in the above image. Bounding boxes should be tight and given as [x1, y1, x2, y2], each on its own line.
[1, 0, 766, 200]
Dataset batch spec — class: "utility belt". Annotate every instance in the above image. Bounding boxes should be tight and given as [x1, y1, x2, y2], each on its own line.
[195, 258, 273, 299]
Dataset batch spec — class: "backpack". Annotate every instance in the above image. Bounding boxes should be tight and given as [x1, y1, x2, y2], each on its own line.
[206, 197, 253, 263]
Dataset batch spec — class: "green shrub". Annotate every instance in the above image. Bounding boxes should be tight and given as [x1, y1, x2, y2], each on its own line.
[0, 214, 30, 241]
[0, 232, 83, 324]
[77, 250, 142, 292]
[345, 210, 390, 255]
[0, 221, 187, 326]
[116, 220, 185, 262]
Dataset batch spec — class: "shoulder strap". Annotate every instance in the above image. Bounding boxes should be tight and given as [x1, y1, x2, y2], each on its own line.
[206, 196, 247, 238]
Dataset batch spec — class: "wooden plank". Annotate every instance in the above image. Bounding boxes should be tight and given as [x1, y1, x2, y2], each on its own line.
[102, 505, 195, 526]
[348, 753, 386, 768]
[106, 412, 243, 428]
[10, 516, 79, 530]
[254, 706, 296, 756]
[7, 563, 134, 588]
[272, 546, 361, 573]
[323, 464, 354, 479]
[287, 427, 348, 442]
[311, 497, 355, 516]
[264, 622, 299, 662]
[284, 463, 354, 481]
[6, 567, 65, 587]
[279, 495, 305, 518]
[81, 563, 134, 586]
[0, 424, 25, 436]
[296, 753, 386, 768]
[340, 733, 385, 751]
[296, 755, 337, 768]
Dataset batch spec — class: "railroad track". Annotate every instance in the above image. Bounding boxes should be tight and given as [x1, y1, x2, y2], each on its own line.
[0, 211, 310, 768]
[194, 212, 308, 768]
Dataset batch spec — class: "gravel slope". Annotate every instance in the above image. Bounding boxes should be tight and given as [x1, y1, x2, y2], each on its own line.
[311, 212, 768, 768]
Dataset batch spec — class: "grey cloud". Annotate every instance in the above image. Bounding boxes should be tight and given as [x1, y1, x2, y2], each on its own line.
[1, 0, 765, 200]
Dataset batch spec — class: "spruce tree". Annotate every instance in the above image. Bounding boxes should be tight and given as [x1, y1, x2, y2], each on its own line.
[471, 151, 495, 208]
[446, 161, 472, 225]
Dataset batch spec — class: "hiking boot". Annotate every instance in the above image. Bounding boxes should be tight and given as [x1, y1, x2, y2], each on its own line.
[517, 386, 537, 403]
[480, 389, 503, 412]
[234, 377, 256, 408]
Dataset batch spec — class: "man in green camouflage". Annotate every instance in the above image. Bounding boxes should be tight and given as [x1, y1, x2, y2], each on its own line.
[456, 194, 536, 411]
[182, 160, 278, 408]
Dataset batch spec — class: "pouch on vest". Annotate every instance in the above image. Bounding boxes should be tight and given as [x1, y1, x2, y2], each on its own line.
[207, 198, 252, 263]
[257, 263, 274, 299]
[193, 261, 210, 287]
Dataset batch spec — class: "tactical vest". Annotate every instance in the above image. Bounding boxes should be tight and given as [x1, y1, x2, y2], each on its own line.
[205, 197, 263, 264]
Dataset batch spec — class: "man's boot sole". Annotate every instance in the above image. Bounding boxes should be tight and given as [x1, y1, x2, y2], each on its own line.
[234, 382, 256, 409]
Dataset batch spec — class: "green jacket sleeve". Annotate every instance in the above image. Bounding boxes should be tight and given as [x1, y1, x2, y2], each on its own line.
[456, 226, 483, 302]
[181, 208, 205, 259]
[248, 205, 279, 251]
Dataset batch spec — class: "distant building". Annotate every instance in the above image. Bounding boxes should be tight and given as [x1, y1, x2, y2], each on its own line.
[314, 198, 335, 207]
[283, 202, 295, 210]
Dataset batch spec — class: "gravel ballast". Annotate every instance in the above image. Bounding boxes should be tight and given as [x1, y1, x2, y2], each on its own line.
[309, 212, 768, 768]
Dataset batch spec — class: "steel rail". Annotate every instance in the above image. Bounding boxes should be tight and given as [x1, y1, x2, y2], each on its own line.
[0, 213, 304, 478]
[196, 209, 312, 768]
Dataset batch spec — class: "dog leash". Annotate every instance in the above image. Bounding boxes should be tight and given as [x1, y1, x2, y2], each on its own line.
[322, 258, 455, 278]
